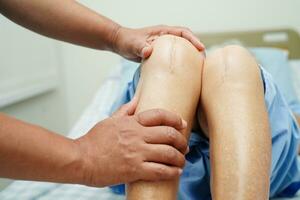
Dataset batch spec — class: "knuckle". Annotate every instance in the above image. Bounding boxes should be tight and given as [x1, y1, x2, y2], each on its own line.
[124, 141, 138, 155]
[153, 108, 162, 115]
[122, 154, 140, 174]
[122, 150, 133, 164]
[119, 129, 132, 142]
[153, 108, 164, 119]
[155, 166, 166, 177]
[119, 133, 140, 155]
[166, 148, 177, 162]
[166, 127, 176, 141]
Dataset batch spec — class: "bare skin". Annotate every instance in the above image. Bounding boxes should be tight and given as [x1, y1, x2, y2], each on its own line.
[0, 0, 204, 62]
[127, 35, 271, 199]
[0, 0, 206, 185]
[200, 46, 271, 200]
[127, 35, 204, 199]
[0, 102, 189, 187]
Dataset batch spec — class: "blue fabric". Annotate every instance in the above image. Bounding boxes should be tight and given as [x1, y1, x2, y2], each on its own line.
[109, 49, 300, 198]
[180, 67, 300, 199]
[251, 48, 300, 115]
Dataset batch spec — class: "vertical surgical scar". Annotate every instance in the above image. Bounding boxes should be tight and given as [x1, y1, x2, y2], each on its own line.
[168, 36, 177, 73]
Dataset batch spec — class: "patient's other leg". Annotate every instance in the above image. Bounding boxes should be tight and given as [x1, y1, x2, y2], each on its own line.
[127, 35, 204, 199]
[199, 45, 271, 200]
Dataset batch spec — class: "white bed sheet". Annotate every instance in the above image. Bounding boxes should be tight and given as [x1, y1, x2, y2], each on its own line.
[0, 61, 300, 200]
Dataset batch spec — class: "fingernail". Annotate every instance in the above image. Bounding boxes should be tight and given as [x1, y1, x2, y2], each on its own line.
[198, 42, 205, 51]
[141, 48, 147, 58]
[185, 146, 190, 155]
[178, 169, 183, 175]
[181, 119, 187, 128]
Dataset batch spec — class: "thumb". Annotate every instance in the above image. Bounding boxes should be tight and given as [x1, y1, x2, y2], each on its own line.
[113, 96, 138, 117]
[140, 44, 153, 59]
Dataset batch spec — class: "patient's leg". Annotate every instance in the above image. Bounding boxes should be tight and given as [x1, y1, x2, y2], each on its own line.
[127, 35, 204, 199]
[199, 45, 271, 199]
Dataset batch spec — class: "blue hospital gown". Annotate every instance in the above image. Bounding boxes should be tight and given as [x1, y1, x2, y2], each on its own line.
[109, 48, 300, 199]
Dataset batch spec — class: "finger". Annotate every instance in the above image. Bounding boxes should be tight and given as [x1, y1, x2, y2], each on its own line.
[139, 162, 182, 181]
[151, 25, 169, 34]
[113, 98, 138, 117]
[143, 126, 188, 154]
[152, 25, 205, 50]
[181, 30, 205, 51]
[143, 144, 186, 167]
[146, 35, 159, 43]
[136, 109, 187, 130]
[162, 27, 183, 37]
[141, 45, 153, 59]
[163, 27, 205, 51]
[132, 39, 146, 62]
[128, 96, 138, 115]
[112, 103, 130, 117]
[129, 57, 142, 63]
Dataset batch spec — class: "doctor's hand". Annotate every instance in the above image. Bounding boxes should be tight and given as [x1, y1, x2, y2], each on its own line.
[112, 25, 205, 62]
[74, 99, 188, 187]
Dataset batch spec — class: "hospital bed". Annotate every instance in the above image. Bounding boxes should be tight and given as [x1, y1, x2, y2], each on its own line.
[0, 29, 299, 200]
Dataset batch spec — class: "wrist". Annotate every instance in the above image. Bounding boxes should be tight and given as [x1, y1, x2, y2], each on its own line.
[63, 138, 90, 185]
[105, 22, 122, 53]
[70, 138, 97, 186]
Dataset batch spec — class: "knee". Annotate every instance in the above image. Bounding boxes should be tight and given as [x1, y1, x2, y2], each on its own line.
[203, 45, 261, 86]
[145, 34, 204, 76]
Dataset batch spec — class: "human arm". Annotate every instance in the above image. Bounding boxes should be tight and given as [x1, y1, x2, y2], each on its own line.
[0, 0, 204, 62]
[0, 112, 83, 184]
[0, 100, 188, 187]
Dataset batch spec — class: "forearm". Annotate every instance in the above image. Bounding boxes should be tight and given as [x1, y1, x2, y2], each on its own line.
[0, 0, 119, 51]
[0, 113, 84, 184]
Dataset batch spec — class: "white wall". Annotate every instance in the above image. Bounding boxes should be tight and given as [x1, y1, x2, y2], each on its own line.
[87, 0, 300, 31]
[0, 0, 299, 190]
[0, 16, 69, 135]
